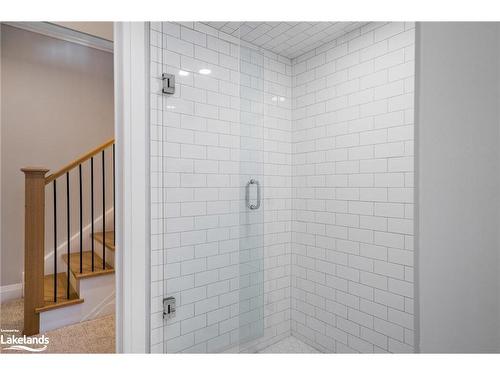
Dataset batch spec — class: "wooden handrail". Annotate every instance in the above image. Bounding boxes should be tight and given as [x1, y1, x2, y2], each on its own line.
[45, 138, 114, 184]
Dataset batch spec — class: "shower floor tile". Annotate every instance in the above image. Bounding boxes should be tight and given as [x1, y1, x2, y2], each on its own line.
[259, 336, 320, 353]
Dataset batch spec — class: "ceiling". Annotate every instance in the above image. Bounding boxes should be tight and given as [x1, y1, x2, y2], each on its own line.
[202, 22, 367, 60]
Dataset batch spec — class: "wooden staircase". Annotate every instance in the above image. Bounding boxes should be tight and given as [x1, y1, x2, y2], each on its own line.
[21, 138, 115, 335]
[36, 231, 115, 313]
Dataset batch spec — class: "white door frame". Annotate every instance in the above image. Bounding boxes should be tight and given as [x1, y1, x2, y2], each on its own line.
[114, 21, 150, 353]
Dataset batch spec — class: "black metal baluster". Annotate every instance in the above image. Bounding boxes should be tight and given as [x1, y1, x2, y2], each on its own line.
[79, 164, 83, 274]
[113, 143, 115, 246]
[66, 172, 70, 299]
[91, 157, 95, 272]
[53, 180, 57, 302]
[102, 150, 106, 270]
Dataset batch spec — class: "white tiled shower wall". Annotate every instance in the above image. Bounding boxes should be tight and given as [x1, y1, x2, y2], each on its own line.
[149, 22, 293, 353]
[150, 22, 414, 353]
[291, 22, 415, 353]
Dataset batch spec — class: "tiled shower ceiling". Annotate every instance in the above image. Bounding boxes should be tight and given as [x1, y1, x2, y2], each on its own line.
[202, 22, 368, 59]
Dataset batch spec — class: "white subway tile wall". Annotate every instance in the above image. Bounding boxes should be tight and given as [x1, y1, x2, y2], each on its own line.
[291, 22, 414, 353]
[150, 21, 414, 353]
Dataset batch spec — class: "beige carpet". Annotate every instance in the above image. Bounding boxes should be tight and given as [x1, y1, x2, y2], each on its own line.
[0, 298, 115, 353]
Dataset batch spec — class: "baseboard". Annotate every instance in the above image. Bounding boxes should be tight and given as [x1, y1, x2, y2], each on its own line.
[0, 283, 23, 304]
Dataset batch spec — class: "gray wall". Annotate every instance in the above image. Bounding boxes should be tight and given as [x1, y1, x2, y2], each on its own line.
[1, 25, 114, 286]
[416, 22, 500, 352]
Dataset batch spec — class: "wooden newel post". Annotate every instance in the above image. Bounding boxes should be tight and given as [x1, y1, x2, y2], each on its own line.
[21, 167, 49, 336]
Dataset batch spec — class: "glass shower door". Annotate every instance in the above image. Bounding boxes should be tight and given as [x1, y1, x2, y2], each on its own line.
[237, 44, 265, 352]
[154, 22, 266, 353]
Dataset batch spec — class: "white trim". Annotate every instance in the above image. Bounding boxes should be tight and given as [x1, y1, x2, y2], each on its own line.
[114, 22, 151, 354]
[3, 22, 113, 53]
[0, 283, 23, 303]
[413, 21, 421, 354]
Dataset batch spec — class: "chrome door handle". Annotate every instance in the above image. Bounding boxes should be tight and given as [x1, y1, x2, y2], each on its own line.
[246, 179, 261, 210]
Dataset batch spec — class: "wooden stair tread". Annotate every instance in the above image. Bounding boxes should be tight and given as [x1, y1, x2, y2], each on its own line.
[62, 251, 114, 279]
[93, 231, 115, 251]
[36, 273, 84, 313]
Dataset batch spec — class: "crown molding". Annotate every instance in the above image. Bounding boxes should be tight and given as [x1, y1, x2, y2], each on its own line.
[3, 22, 113, 53]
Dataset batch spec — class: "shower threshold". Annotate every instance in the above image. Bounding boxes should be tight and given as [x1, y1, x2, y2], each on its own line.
[259, 336, 320, 353]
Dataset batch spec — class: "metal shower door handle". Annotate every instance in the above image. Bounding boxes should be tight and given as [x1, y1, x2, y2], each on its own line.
[246, 179, 261, 210]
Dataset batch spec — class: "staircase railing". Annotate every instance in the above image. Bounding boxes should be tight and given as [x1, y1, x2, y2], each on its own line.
[21, 138, 115, 335]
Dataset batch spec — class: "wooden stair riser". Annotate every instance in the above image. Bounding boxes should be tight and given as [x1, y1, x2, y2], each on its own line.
[62, 251, 114, 280]
[92, 239, 115, 269]
[35, 273, 84, 313]
[69, 267, 79, 299]
[93, 231, 115, 251]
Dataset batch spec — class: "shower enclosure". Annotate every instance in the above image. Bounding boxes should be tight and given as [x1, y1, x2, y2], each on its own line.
[150, 22, 415, 353]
